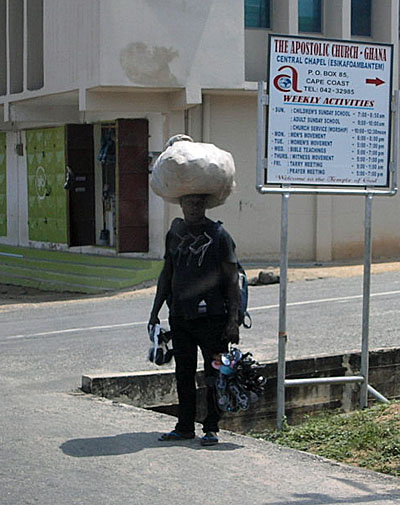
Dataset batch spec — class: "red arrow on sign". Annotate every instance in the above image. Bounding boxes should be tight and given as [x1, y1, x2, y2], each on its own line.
[366, 77, 385, 86]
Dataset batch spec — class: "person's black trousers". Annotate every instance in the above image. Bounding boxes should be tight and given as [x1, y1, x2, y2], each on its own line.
[169, 315, 228, 433]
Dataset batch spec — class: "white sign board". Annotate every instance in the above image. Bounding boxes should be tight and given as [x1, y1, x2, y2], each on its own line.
[267, 35, 393, 187]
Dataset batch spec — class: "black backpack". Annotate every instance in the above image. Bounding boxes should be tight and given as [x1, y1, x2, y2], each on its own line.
[168, 218, 252, 328]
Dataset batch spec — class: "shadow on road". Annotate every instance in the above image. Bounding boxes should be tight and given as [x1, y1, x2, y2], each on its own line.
[263, 491, 400, 505]
[60, 432, 244, 457]
[262, 476, 400, 505]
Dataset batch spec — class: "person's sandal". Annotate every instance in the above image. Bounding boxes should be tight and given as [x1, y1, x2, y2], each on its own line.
[201, 431, 219, 446]
[158, 430, 195, 441]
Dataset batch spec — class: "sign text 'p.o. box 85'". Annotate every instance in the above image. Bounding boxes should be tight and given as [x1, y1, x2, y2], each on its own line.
[267, 35, 393, 187]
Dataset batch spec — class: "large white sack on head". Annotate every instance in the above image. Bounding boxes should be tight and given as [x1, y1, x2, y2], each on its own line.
[150, 140, 236, 208]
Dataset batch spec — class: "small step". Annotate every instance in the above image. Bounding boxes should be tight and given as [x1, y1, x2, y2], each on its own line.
[0, 255, 151, 280]
[0, 244, 157, 268]
[0, 244, 163, 294]
[0, 263, 157, 290]
[0, 272, 109, 294]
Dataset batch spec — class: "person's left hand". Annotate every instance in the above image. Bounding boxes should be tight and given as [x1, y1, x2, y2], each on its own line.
[223, 319, 240, 344]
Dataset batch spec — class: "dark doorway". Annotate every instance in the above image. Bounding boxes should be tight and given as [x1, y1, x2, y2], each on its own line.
[116, 118, 149, 253]
[66, 124, 95, 247]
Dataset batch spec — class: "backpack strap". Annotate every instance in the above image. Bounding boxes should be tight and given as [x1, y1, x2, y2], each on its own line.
[169, 217, 184, 234]
[214, 222, 252, 329]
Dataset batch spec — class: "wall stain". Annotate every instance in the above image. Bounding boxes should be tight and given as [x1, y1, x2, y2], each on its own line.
[120, 42, 179, 86]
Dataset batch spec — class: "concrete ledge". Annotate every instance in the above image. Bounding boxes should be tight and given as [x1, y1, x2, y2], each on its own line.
[82, 369, 182, 409]
[82, 347, 400, 432]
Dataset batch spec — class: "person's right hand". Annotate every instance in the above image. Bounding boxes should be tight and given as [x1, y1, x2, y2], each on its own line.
[147, 315, 160, 339]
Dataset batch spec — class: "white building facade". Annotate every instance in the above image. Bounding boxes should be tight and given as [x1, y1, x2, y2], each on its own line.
[0, 0, 399, 262]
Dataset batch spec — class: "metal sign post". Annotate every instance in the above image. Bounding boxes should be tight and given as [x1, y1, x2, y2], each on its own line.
[257, 35, 398, 429]
[277, 191, 289, 426]
[360, 193, 373, 408]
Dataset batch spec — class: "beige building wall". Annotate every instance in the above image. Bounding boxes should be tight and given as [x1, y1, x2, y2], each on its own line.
[1, 0, 400, 262]
[98, 0, 245, 92]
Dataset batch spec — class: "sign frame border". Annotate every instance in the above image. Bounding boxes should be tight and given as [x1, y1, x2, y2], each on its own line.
[265, 34, 394, 189]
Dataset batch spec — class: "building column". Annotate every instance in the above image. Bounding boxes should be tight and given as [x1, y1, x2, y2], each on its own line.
[148, 112, 166, 258]
[5, 131, 18, 244]
[373, 0, 398, 42]
[17, 130, 28, 245]
[372, 0, 399, 89]
[323, 0, 351, 39]
[5, 130, 28, 246]
[273, 0, 298, 34]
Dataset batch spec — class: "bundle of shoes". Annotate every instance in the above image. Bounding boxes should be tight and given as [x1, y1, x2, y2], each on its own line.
[212, 348, 267, 413]
[147, 324, 174, 366]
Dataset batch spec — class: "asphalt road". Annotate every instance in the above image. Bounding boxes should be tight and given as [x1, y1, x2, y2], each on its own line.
[1, 269, 400, 393]
[2, 271, 400, 505]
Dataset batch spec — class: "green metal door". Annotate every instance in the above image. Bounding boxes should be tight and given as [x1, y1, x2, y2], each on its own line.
[26, 127, 68, 243]
[0, 132, 6, 236]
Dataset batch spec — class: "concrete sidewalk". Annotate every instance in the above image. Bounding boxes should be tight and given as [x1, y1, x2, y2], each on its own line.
[2, 384, 400, 505]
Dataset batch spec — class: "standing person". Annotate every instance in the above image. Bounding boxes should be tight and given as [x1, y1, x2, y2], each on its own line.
[148, 193, 239, 446]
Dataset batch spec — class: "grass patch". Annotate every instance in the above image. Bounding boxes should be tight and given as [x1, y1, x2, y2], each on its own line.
[252, 402, 400, 477]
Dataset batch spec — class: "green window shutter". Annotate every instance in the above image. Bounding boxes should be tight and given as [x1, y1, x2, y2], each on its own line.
[299, 0, 322, 33]
[245, 0, 270, 28]
[351, 0, 371, 36]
